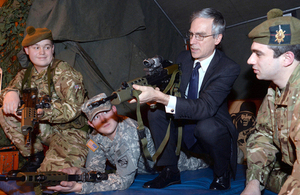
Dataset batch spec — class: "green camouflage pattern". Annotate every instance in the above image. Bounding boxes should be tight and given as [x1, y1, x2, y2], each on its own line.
[0, 126, 12, 147]
[246, 64, 300, 194]
[80, 116, 208, 193]
[0, 60, 88, 171]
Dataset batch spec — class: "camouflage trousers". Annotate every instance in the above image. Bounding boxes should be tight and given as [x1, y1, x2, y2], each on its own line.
[0, 108, 88, 172]
[277, 160, 300, 195]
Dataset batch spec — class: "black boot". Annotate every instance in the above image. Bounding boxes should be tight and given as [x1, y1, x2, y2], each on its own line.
[143, 167, 181, 188]
[20, 151, 45, 172]
[7, 151, 44, 176]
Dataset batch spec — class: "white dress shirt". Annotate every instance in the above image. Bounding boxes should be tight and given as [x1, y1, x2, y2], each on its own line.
[165, 50, 216, 114]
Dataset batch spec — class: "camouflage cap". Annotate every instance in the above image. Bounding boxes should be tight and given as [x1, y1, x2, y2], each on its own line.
[22, 26, 53, 47]
[81, 93, 112, 121]
[248, 8, 300, 45]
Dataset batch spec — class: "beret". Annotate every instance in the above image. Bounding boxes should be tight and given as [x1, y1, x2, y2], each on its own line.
[248, 8, 300, 45]
[81, 93, 112, 121]
[22, 26, 53, 46]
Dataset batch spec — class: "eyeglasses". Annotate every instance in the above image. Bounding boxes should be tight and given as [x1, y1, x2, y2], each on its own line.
[186, 32, 215, 41]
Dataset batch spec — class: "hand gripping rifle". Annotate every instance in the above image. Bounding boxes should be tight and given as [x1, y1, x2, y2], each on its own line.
[0, 171, 108, 186]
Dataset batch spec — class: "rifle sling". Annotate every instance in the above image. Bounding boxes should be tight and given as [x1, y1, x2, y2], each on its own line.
[152, 69, 182, 161]
[22, 59, 62, 96]
[132, 90, 153, 162]
[132, 68, 182, 163]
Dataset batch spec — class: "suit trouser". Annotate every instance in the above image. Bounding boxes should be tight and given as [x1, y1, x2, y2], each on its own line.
[148, 105, 231, 177]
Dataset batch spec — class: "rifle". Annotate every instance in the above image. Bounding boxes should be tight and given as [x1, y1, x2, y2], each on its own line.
[0, 171, 108, 186]
[87, 55, 181, 108]
[17, 88, 51, 146]
[86, 55, 181, 164]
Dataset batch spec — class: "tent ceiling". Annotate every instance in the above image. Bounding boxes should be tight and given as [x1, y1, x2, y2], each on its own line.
[156, 0, 300, 38]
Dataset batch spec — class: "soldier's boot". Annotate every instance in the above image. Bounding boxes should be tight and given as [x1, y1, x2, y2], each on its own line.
[20, 151, 45, 172]
[7, 151, 45, 176]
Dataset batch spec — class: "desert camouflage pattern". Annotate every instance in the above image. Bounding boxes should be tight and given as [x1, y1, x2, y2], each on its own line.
[279, 176, 300, 195]
[80, 116, 208, 193]
[246, 64, 300, 194]
[0, 60, 88, 171]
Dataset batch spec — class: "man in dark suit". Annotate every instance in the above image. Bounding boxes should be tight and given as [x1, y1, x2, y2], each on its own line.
[130, 8, 240, 190]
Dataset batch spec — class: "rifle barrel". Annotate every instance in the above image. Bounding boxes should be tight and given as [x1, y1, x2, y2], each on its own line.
[0, 176, 25, 181]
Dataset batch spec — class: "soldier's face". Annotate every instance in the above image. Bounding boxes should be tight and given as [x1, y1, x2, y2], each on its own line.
[24, 39, 54, 73]
[247, 42, 282, 81]
[88, 106, 119, 140]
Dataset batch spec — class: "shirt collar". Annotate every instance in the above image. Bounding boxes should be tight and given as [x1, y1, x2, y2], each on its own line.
[194, 49, 216, 72]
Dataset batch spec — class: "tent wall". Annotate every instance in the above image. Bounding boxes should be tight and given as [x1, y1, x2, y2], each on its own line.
[24, 0, 184, 116]
[20, 0, 300, 114]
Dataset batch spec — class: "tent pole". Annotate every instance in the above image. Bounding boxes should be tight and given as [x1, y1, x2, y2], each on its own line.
[153, 0, 187, 45]
[227, 6, 300, 29]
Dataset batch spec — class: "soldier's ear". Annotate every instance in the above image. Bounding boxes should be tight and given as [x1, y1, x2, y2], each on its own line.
[282, 51, 295, 67]
[51, 44, 55, 54]
[112, 105, 117, 114]
[24, 46, 29, 55]
[88, 120, 95, 128]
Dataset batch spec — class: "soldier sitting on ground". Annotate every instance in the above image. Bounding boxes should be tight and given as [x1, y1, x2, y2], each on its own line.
[47, 93, 208, 193]
[0, 26, 89, 172]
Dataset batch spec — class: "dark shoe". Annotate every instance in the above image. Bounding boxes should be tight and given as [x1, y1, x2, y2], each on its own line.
[209, 170, 231, 190]
[20, 151, 45, 172]
[143, 167, 181, 188]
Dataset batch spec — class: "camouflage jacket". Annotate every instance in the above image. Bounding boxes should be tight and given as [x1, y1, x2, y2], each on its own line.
[246, 64, 300, 193]
[0, 59, 87, 130]
[80, 116, 156, 193]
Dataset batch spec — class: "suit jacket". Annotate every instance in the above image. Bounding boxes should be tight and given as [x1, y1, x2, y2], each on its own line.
[175, 49, 240, 177]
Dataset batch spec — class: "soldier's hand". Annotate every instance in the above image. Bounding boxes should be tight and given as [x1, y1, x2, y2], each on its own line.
[37, 108, 44, 118]
[3, 91, 21, 115]
[59, 167, 82, 175]
[47, 181, 83, 193]
[47, 167, 83, 193]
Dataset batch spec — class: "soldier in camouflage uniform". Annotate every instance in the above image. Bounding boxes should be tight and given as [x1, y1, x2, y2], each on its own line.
[0, 26, 88, 172]
[241, 9, 300, 195]
[47, 93, 208, 193]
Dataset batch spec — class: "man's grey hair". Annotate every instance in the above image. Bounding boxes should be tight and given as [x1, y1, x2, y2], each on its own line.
[190, 8, 226, 38]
